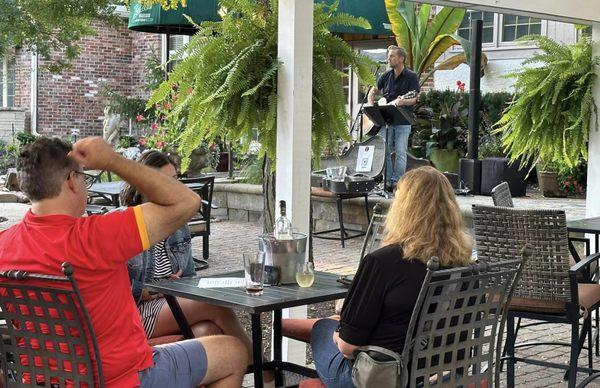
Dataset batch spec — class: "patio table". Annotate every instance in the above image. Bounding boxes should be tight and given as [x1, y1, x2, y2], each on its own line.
[567, 216, 600, 253]
[88, 181, 207, 207]
[145, 270, 348, 388]
[567, 216, 600, 355]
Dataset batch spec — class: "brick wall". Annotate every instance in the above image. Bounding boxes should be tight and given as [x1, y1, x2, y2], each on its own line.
[13, 19, 160, 138]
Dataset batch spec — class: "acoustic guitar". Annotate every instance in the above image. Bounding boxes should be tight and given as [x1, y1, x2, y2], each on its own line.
[362, 90, 418, 137]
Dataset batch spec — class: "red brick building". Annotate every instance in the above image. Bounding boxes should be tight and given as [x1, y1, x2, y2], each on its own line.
[0, 17, 160, 141]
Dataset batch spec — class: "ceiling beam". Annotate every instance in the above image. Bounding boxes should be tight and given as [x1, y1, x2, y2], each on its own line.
[407, 0, 600, 24]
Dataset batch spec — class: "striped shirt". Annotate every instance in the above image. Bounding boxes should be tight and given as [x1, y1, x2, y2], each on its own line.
[138, 239, 172, 337]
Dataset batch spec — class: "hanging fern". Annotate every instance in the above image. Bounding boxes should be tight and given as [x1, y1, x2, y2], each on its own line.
[147, 0, 375, 170]
[495, 36, 599, 168]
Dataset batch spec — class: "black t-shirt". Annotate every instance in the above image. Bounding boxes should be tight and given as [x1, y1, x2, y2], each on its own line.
[376, 68, 420, 126]
[339, 244, 427, 354]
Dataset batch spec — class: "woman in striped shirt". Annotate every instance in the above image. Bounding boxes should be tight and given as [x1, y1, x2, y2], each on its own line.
[122, 151, 253, 354]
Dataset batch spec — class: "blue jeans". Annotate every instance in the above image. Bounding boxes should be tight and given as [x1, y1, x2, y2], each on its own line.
[311, 318, 355, 388]
[382, 124, 411, 187]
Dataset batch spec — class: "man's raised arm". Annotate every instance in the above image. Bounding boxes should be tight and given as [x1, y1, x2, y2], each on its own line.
[70, 137, 200, 246]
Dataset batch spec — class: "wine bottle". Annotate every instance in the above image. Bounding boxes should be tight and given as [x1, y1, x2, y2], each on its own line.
[274, 200, 293, 240]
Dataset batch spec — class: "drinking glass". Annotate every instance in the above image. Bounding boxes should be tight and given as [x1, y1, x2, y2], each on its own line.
[296, 262, 315, 288]
[326, 166, 347, 181]
[243, 252, 266, 295]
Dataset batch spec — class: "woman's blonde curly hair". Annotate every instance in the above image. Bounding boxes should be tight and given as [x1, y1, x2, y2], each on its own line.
[383, 166, 472, 267]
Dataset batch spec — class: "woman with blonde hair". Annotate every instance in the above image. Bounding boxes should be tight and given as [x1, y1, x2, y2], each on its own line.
[310, 166, 472, 388]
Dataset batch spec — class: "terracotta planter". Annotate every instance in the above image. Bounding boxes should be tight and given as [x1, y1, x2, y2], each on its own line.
[537, 170, 566, 198]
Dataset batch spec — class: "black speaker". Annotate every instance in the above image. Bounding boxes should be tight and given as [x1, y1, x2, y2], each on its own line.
[459, 159, 481, 195]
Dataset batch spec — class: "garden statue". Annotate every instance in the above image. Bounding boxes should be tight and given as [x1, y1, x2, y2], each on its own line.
[102, 106, 121, 147]
[186, 146, 211, 177]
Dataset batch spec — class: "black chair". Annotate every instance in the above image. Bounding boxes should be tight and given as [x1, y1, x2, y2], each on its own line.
[294, 254, 526, 388]
[179, 176, 216, 270]
[400, 254, 526, 388]
[472, 205, 600, 388]
[0, 263, 104, 387]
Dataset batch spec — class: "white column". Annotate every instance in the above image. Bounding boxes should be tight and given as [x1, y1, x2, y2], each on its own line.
[275, 0, 314, 364]
[586, 22, 600, 219]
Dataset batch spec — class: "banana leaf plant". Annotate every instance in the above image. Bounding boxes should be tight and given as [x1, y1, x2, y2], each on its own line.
[384, 0, 487, 86]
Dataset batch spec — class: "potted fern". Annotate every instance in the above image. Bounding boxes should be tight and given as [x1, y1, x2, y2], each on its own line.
[495, 35, 598, 197]
[146, 0, 375, 231]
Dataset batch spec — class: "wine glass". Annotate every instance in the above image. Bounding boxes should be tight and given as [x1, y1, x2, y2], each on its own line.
[296, 262, 315, 288]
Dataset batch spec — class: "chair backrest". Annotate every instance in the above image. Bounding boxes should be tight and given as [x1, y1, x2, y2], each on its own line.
[359, 203, 387, 261]
[402, 255, 526, 388]
[0, 263, 104, 387]
[472, 205, 571, 302]
[491, 181, 514, 207]
[318, 136, 385, 179]
[179, 176, 215, 234]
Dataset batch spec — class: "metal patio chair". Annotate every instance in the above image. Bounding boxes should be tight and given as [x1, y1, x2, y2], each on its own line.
[401, 254, 525, 388]
[298, 254, 526, 388]
[0, 263, 104, 387]
[179, 176, 216, 270]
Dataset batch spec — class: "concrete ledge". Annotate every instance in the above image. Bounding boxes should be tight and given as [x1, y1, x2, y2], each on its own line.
[214, 183, 445, 230]
[213, 182, 586, 230]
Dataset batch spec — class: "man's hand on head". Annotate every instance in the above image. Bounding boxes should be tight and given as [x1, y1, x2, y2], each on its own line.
[69, 137, 120, 171]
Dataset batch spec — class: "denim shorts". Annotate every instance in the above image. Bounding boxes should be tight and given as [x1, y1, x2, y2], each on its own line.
[138, 340, 208, 388]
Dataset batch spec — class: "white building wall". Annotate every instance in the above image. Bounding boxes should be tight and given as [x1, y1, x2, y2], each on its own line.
[433, 20, 578, 93]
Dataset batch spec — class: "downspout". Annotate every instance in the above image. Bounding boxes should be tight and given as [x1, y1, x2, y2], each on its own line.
[30, 48, 39, 135]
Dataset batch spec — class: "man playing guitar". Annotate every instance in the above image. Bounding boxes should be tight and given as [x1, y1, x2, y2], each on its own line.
[368, 45, 419, 191]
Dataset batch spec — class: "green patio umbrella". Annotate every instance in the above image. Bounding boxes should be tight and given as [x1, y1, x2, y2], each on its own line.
[128, 0, 391, 36]
[128, 0, 220, 35]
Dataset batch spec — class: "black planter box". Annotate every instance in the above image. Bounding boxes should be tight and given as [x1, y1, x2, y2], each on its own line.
[480, 157, 528, 196]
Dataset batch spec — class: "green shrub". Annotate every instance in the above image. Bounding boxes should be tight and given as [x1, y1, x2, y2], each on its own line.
[414, 90, 514, 157]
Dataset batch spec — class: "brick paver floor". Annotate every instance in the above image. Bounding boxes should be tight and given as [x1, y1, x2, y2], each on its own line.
[200, 219, 600, 388]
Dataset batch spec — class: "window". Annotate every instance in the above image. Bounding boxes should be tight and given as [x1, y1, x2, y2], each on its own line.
[457, 11, 495, 44]
[501, 14, 542, 42]
[165, 35, 191, 71]
[0, 55, 15, 108]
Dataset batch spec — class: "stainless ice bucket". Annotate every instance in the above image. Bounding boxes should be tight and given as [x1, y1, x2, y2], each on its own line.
[258, 232, 307, 285]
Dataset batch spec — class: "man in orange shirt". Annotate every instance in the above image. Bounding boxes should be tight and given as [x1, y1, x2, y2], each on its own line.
[0, 137, 247, 387]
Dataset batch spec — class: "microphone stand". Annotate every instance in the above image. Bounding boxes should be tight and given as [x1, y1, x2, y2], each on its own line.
[349, 85, 372, 142]
[348, 63, 384, 142]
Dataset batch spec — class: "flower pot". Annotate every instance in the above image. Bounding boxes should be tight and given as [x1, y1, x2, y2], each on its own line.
[429, 149, 461, 173]
[537, 170, 566, 198]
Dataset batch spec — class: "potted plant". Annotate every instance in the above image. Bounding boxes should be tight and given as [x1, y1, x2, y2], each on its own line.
[537, 159, 566, 198]
[426, 98, 467, 173]
[495, 35, 598, 187]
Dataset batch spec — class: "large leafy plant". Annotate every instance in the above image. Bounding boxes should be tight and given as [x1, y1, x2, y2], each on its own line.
[147, 0, 375, 170]
[384, 0, 485, 86]
[495, 36, 598, 168]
